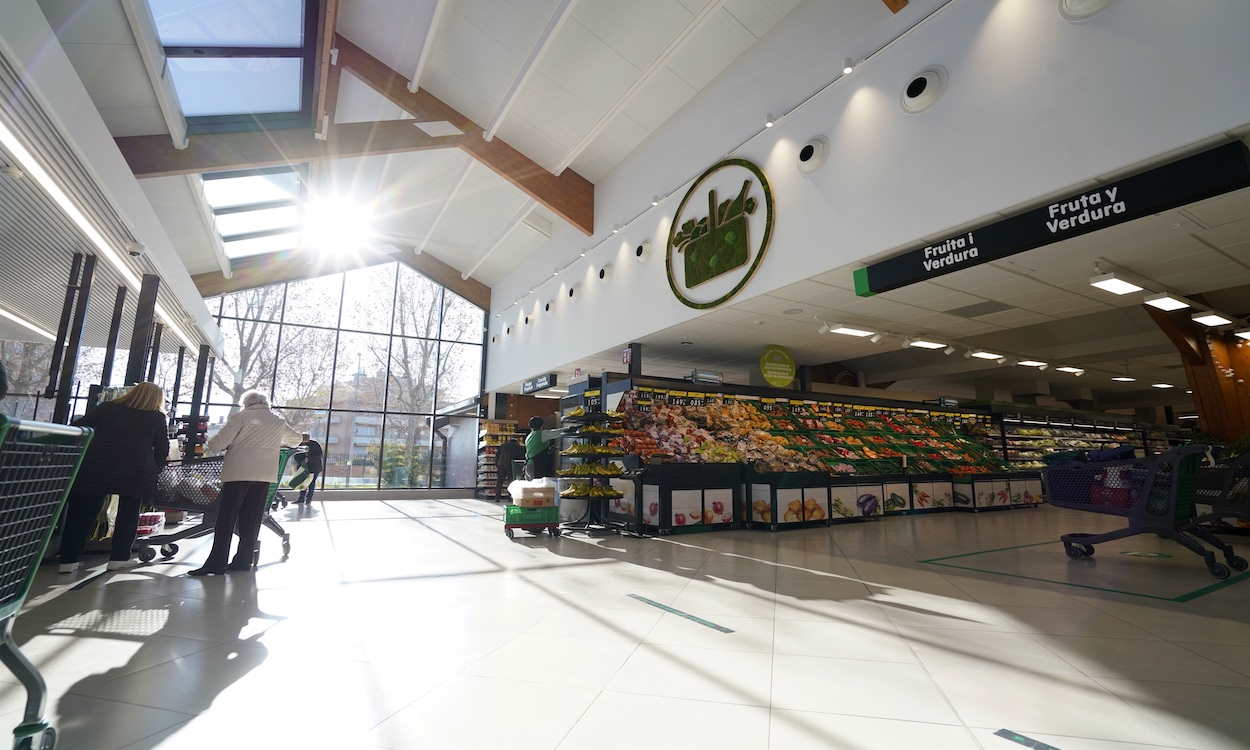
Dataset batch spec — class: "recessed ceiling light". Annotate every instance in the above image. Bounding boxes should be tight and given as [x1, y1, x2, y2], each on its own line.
[1143, 292, 1190, 311]
[1236, 327, 1250, 340]
[830, 326, 875, 337]
[1089, 272, 1145, 295]
[908, 339, 946, 349]
[1185, 389, 1192, 394]
[1152, 383, 1174, 389]
[1192, 311, 1233, 327]
[1055, 366, 1084, 374]
[782, 308, 803, 315]
[970, 351, 1003, 360]
[1111, 376, 1136, 382]
[1018, 360, 1047, 367]
[680, 340, 693, 346]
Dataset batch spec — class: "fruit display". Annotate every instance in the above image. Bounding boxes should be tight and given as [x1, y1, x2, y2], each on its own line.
[1001, 420, 1143, 469]
[557, 462, 625, 477]
[616, 390, 1004, 476]
[560, 483, 623, 499]
[561, 442, 620, 456]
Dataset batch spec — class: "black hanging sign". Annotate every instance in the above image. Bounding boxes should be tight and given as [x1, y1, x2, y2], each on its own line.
[853, 141, 1250, 296]
[521, 372, 558, 394]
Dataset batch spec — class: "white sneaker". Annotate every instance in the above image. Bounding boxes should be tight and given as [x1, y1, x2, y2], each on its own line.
[107, 560, 142, 571]
[57, 563, 79, 574]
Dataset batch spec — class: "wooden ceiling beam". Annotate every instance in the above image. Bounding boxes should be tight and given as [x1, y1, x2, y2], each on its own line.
[333, 34, 594, 235]
[312, 0, 340, 138]
[193, 243, 490, 310]
[116, 121, 461, 178]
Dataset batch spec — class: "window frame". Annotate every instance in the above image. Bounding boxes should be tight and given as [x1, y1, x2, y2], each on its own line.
[161, 0, 322, 135]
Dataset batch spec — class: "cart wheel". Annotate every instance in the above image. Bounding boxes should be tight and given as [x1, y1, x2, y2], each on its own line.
[41, 727, 55, 750]
[550, 526, 562, 537]
[159, 543, 179, 559]
[1227, 555, 1248, 572]
[1208, 561, 1231, 580]
[282, 540, 291, 558]
[1064, 543, 1089, 559]
[137, 547, 157, 563]
[1081, 544, 1095, 557]
[505, 527, 515, 539]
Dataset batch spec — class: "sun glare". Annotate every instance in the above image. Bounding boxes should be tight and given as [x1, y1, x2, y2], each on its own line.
[302, 197, 376, 255]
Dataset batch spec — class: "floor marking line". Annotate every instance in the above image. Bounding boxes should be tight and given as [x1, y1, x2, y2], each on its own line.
[69, 572, 106, 591]
[627, 594, 734, 633]
[994, 728, 1061, 749]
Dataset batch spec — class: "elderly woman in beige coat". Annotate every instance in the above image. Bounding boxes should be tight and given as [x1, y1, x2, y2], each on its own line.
[191, 390, 302, 576]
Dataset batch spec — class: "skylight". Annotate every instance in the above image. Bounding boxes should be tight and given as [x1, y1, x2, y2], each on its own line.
[223, 231, 301, 259]
[203, 166, 305, 261]
[148, 0, 317, 134]
[203, 171, 300, 208]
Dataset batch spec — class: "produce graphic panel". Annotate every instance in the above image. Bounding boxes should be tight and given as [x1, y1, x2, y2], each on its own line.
[975, 481, 995, 508]
[778, 488, 804, 523]
[751, 483, 772, 522]
[802, 487, 828, 521]
[830, 486, 856, 518]
[672, 489, 703, 527]
[1023, 478, 1043, 504]
[643, 484, 661, 525]
[883, 482, 909, 513]
[931, 481, 953, 508]
[706, 488, 734, 524]
[855, 484, 883, 517]
[992, 480, 1010, 507]
[952, 481, 974, 507]
[609, 479, 636, 516]
[911, 481, 933, 510]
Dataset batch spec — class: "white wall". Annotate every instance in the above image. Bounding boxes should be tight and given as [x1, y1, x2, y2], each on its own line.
[485, 0, 1250, 391]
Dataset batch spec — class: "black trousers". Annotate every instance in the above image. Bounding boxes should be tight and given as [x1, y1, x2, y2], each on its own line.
[204, 481, 269, 569]
[298, 473, 320, 503]
[59, 491, 141, 563]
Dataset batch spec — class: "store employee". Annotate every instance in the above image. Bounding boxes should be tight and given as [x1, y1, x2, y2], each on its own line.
[525, 416, 561, 479]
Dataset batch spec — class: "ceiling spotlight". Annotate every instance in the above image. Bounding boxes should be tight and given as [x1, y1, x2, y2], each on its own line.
[650, 196, 660, 207]
[1236, 327, 1250, 340]
[830, 325, 875, 337]
[1143, 292, 1190, 311]
[1055, 366, 1084, 374]
[943, 346, 955, 356]
[1192, 310, 1233, 327]
[1018, 360, 1047, 367]
[818, 322, 831, 334]
[969, 351, 1003, 360]
[842, 57, 855, 75]
[1152, 383, 1175, 389]
[680, 340, 694, 346]
[869, 333, 884, 344]
[579, 251, 586, 257]
[1037, 363, 1049, 371]
[1111, 376, 1136, 382]
[611, 226, 621, 235]
[908, 339, 946, 349]
[1089, 272, 1146, 296]
[1185, 389, 1192, 394]
[764, 114, 775, 128]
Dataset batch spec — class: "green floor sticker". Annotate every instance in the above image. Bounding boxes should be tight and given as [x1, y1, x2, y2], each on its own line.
[628, 594, 734, 633]
[994, 728, 1060, 749]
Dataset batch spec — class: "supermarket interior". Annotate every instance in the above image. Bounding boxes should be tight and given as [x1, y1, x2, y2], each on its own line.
[1, 0, 1250, 748]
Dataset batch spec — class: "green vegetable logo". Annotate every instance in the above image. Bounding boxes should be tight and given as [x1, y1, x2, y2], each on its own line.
[666, 158, 774, 309]
[674, 179, 757, 288]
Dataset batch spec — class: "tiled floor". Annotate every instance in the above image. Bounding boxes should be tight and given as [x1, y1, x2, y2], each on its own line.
[6, 500, 1250, 749]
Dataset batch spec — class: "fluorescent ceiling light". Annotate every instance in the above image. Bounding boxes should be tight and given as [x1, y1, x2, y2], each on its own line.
[1143, 292, 1190, 311]
[969, 351, 1003, 360]
[1111, 376, 1136, 382]
[830, 326, 875, 337]
[1055, 366, 1084, 374]
[1017, 360, 1047, 367]
[908, 339, 946, 349]
[1152, 383, 1174, 389]
[1236, 328, 1250, 340]
[0, 304, 55, 341]
[1192, 311, 1233, 327]
[1089, 273, 1145, 295]
[0, 117, 198, 351]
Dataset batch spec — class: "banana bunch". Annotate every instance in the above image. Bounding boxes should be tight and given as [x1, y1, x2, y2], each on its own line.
[560, 483, 591, 497]
[557, 462, 624, 477]
[580, 423, 624, 435]
[565, 406, 586, 417]
[561, 443, 617, 456]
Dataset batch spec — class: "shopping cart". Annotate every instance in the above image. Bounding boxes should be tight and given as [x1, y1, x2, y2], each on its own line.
[0, 415, 93, 750]
[140, 448, 294, 564]
[1186, 451, 1250, 570]
[1043, 445, 1239, 578]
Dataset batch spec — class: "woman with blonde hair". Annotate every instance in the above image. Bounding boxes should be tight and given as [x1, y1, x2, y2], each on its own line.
[58, 382, 170, 572]
[191, 389, 300, 576]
